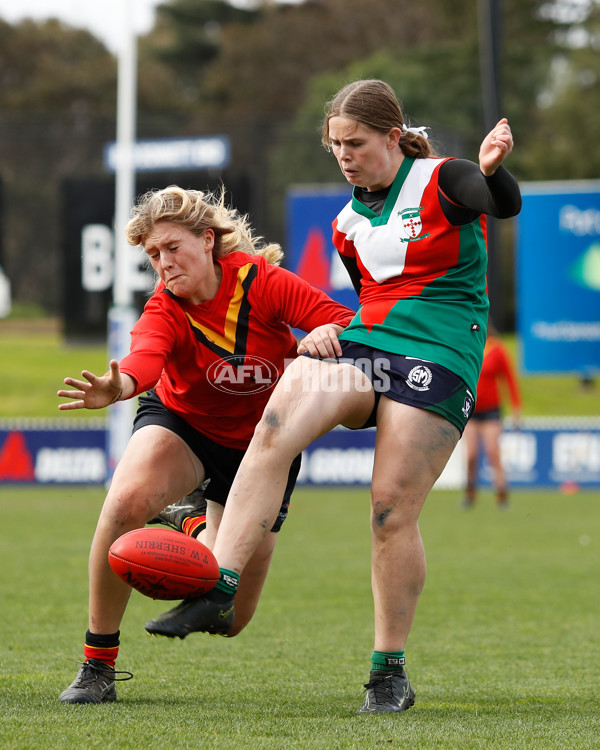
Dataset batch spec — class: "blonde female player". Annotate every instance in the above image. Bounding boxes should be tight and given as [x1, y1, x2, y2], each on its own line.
[57, 185, 354, 703]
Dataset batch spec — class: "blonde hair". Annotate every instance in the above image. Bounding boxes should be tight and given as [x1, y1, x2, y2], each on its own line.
[321, 79, 432, 159]
[125, 185, 283, 265]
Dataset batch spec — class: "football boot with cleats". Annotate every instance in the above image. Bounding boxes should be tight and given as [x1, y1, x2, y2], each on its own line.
[145, 588, 234, 639]
[59, 659, 133, 704]
[147, 479, 209, 532]
[357, 669, 415, 714]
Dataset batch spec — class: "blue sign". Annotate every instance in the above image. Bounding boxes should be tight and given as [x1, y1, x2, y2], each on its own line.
[0, 422, 107, 484]
[517, 181, 600, 374]
[104, 136, 231, 173]
[296, 423, 600, 489]
[286, 186, 357, 312]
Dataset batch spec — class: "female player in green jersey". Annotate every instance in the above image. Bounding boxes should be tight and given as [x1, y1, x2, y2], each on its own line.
[146, 79, 522, 715]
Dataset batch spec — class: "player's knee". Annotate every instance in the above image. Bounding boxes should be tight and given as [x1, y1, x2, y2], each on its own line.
[371, 501, 397, 535]
[103, 486, 156, 528]
[370, 486, 415, 537]
[252, 407, 286, 452]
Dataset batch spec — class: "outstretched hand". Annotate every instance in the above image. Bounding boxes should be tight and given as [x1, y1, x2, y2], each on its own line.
[57, 359, 123, 410]
[297, 324, 344, 359]
[479, 118, 514, 176]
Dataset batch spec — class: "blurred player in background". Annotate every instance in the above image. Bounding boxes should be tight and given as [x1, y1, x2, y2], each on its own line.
[462, 324, 522, 509]
[56, 186, 354, 704]
[144, 80, 522, 715]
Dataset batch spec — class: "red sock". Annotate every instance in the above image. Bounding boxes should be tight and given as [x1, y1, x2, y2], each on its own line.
[84, 630, 119, 668]
[84, 645, 119, 668]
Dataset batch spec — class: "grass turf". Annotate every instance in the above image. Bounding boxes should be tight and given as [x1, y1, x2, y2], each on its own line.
[0, 486, 598, 749]
[0, 320, 108, 420]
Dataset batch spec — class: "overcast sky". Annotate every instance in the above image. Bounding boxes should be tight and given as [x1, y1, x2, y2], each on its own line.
[0, 0, 162, 53]
[0, 0, 304, 53]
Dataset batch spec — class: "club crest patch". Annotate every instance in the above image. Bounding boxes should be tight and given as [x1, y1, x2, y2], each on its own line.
[406, 365, 433, 391]
[399, 207, 430, 243]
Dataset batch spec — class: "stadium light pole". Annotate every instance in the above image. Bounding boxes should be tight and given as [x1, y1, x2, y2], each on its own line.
[107, 0, 139, 482]
[478, 0, 504, 330]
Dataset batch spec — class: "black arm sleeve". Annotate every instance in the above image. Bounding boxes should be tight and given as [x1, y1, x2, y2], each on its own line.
[438, 159, 522, 226]
[338, 252, 362, 297]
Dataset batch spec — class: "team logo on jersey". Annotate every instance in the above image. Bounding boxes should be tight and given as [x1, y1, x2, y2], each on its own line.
[406, 365, 433, 391]
[399, 207, 430, 243]
[462, 389, 475, 418]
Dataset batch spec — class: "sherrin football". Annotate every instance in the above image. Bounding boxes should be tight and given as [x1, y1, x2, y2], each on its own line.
[108, 528, 220, 600]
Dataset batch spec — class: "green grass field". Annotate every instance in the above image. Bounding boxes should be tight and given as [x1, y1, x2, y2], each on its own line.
[0, 319, 108, 420]
[1, 319, 598, 746]
[1, 486, 598, 749]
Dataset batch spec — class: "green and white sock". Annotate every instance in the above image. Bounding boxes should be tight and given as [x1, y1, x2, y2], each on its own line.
[371, 649, 406, 672]
[214, 568, 240, 596]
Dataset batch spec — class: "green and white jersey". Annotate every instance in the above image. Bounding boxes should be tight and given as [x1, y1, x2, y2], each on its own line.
[334, 156, 489, 397]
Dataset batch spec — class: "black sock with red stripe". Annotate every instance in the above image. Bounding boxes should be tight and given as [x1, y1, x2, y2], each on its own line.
[83, 630, 119, 669]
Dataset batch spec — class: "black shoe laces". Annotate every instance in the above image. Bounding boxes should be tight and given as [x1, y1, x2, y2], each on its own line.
[75, 660, 134, 683]
[363, 672, 399, 702]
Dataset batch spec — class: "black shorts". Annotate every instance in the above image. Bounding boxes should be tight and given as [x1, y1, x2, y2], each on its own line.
[470, 407, 501, 423]
[303, 339, 475, 434]
[132, 390, 301, 532]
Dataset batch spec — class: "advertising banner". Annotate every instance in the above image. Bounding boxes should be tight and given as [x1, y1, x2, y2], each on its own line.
[296, 422, 600, 489]
[2, 420, 599, 489]
[0, 422, 107, 484]
[286, 186, 356, 311]
[517, 181, 600, 374]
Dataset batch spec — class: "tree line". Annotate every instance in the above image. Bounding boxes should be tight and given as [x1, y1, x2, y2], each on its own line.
[0, 0, 598, 326]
